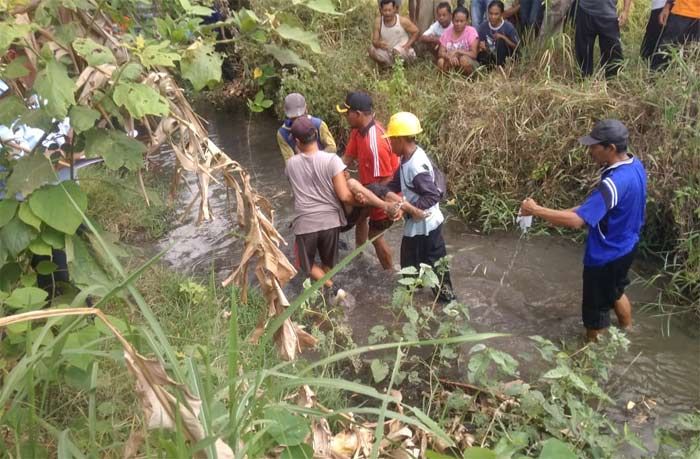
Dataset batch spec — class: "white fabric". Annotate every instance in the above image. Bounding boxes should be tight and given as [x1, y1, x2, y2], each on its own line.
[380, 14, 410, 50]
[422, 20, 447, 37]
[651, 0, 666, 9]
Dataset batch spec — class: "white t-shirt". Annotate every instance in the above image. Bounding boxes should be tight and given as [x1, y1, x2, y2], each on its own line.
[422, 20, 447, 37]
[651, 0, 666, 9]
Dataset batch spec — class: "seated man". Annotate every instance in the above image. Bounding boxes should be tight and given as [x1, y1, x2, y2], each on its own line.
[418, 2, 453, 56]
[477, 0, 520, 66]
[369, 0, 420, 67]
[277, 92, 336, 161]
[285, 117, 399, 301]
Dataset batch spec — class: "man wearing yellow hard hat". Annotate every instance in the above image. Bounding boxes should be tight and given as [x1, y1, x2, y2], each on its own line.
[382, 112, 456, 303]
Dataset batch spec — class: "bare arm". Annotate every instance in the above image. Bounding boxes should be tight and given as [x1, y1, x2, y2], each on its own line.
[409, 0, 417, 22]
[495, 32, 518, 50]
[372, 17, 389, 49]
[619, 0, 633, 26]
[401, 16, 421, 48]
[521, 198, 585, 229]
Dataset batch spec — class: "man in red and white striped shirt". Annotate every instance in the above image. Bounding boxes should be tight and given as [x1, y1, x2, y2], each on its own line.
[338, 92, 400, 270]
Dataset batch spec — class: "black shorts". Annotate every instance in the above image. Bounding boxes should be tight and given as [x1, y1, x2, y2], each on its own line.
[294, 227, 340, 274]
[581, 247, 636, 330]
[369, 218, 393, 232]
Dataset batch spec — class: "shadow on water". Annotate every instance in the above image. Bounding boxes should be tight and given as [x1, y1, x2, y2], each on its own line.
[155, 103, 699, 454]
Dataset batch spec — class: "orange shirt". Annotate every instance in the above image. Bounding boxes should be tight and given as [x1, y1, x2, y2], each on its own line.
[672, 0, 700, 19]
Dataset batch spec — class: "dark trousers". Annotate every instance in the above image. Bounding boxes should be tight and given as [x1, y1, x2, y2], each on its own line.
[400, 224, 453, 289]
[478, 40, 518, 66]
[31, 249, 70, 296]
[651, 14, 700, 70]
[640, 8, 664, 59]
[574, 7, 623, 78]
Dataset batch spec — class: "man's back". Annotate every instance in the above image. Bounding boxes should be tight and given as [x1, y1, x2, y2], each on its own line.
[285, 151, 347, 235]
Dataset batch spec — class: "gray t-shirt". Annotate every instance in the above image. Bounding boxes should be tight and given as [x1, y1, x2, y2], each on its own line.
[578, 0, 618, 18]
[285, 151, 347, 235]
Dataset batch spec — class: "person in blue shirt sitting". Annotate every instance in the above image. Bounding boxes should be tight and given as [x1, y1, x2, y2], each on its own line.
[519, 120, 647, 342]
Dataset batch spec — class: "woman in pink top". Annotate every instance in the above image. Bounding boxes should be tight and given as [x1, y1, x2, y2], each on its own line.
[437, 6, 481, 75]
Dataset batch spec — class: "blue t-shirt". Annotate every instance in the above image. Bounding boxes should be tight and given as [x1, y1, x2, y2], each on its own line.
[575, 156, 647, 267]
[477, 20, 519, 52]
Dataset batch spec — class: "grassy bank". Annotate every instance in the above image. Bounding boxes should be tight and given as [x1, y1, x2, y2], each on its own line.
[245, 0, 700, 316]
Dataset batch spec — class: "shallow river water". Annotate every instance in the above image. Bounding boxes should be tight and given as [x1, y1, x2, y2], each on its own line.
[157, 105, 699, 455]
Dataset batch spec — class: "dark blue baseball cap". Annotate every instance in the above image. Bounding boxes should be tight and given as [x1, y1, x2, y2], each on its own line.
[579, 119, 629, 146]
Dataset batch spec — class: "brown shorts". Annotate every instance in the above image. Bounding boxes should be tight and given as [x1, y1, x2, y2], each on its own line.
[294, 227, 340, 274]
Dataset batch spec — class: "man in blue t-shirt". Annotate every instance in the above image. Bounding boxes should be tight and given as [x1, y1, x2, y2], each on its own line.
[520, 120, 647, 341]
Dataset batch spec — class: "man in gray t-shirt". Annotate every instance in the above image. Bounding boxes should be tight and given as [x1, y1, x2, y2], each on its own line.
[285, 117, 396, 294]
[574, 0, 631, 78]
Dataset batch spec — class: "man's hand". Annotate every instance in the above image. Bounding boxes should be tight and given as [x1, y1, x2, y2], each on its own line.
[520, 197, 539, 216]
[355, 192, 367, 205]
[659, 4, 671, 26]
[618, 10, 628, 27]
[494, 32, 506, 41]
[378, 40, 391, 50]
[479, 41, 487, 52]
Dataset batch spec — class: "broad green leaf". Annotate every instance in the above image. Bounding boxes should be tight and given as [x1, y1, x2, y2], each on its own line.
[112, 82, 169, 119]
[29, 239, 53, 256]
[34, 60, 76, 118]
[537, 438, 577, 459]
[20, 107, 54, 132]
[72, 37, 116, 66]
[264, 44, 315, 72]
[280, 444, 313, 459]
[0, 23, 32, 55]
[2, 56, 30, 79]
[237, 8, 260, 34]
[0, 96, 28, 125]
[426, 451, 456, 459]
[0, 200, 18, 227]
[18, 202, 42, 230]
[0, 217, 37, 256]
[370, 358, 389, 383]
[6, 154, 55, 197]
[180, 41, 222, 91]
[463, 447, 497, 459]
[119, 62, 144, 81]
[0, 263, 21, 291]
[138, 41, 181, 68]
[95, 314, 128, 335]
[275, 23, 321, 53]
[4, 287, 48, 310]
[69, 106, 101, 134]
[35, 260, 57, 275]
[542, 366, 570, 379]
[264, 407, 310, 446]
[29, 181, 87, 235]
[41, 226, 65, 249]
[303, 0, 342, 15]
[83, 128, 145, 170]
[67, 235, 114, 294]
[188, 5, 213, 16]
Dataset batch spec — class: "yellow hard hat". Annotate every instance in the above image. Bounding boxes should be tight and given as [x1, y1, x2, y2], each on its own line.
[383, 112, 423, 138]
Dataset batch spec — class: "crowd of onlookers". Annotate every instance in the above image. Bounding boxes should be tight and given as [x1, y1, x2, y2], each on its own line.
[367, 0, 699, 76]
